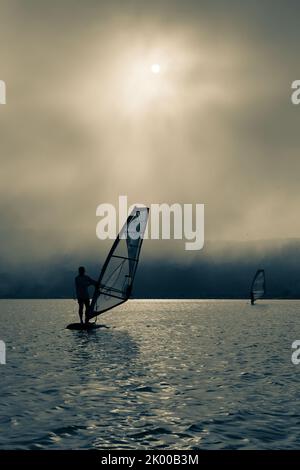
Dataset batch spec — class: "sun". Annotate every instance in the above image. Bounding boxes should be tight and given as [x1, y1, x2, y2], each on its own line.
[151, 63, 161, 74]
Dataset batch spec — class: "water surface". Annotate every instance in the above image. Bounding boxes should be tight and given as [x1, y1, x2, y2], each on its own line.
[0, 300, 299, 449]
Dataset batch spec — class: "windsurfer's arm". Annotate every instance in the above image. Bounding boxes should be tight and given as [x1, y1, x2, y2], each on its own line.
[88, 277, 98, 287]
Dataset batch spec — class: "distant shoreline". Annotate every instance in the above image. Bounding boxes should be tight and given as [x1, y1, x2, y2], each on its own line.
[0, 298, 299, 301]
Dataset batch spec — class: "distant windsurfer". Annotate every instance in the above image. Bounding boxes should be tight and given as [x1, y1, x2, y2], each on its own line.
[75, 267, 97, 324]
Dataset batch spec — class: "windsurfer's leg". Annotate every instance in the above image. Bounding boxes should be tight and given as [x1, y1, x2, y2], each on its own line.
[84, 299, 90, 324]
[78, 300, 84, 323]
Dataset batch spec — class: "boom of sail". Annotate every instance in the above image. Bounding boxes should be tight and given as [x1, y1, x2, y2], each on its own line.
[89, 207, 149, 319]
[250, 269, 266, 303]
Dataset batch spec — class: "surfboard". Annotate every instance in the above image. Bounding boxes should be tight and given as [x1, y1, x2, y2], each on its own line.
[66, 322, 103, 330]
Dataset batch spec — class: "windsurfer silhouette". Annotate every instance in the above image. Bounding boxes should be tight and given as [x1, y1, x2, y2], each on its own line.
[75, 266, 97, 324]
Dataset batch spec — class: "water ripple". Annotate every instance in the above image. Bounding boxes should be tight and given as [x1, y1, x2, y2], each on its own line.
[0, 300, 300, 449]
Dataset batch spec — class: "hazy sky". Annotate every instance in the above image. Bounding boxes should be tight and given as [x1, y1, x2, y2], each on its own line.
[1, 0, 300, 265]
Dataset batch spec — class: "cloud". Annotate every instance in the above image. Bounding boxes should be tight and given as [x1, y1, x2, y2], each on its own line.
[0, 0, 300, 269]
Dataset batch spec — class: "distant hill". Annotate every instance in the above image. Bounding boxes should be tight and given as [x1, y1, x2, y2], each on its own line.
[1, 239, 300, 299]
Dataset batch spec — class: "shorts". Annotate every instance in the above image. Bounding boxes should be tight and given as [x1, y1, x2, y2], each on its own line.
[77, 298, 90, 308]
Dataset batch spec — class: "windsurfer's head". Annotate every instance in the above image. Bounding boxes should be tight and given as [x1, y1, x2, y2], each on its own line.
[78, 266, 85, 275]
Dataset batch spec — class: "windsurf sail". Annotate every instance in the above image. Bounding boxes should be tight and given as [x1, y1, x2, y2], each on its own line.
[89, 206, 149, 319]
[250, 269, 266, 303]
